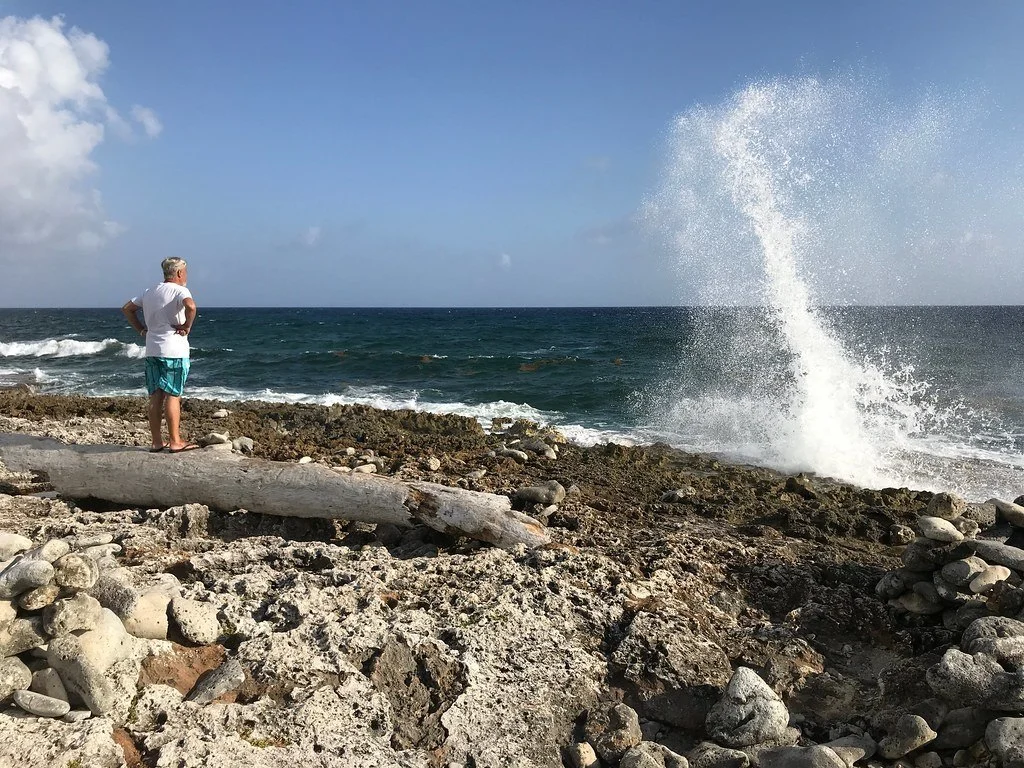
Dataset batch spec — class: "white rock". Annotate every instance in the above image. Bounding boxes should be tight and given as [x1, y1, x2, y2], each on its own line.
[0, 532, 32, 560]
[0, 558, 54, 600]
[170, 597, 219, 644]
[918, 516, 964, 543]
[706, 667, 791, 748]
[298, 456, 313, 464]
[352, 463, 377, 473]
[122, 591, 170, 640]
[970, 565, 1012, 594]
[212, 408, 229, 418]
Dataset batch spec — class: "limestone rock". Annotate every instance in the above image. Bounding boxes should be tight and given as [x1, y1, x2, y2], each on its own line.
[0, 656, 31, 701]
[42, 592, 102, 636]
[0, 532, 32, 560]
[970, 565, 1012, 594]
[185, 657, 246, 705]
[584, 702, 643, 763]
[992, 499, 1024, 527]
[757, 745, 845, 768]
[687, 741, 750, 768]
[170, 596, 220, 644]
[889, 524, 915, 545]
[53, 552, 100, 590]
[20, 539, 70, 563]
[0, 558, 54, 599]
[942, 557, 990, 588]
[47, 608, 136, 716]
[986, 717, 1024, 767]
[122, 591, 170, 640]
[621, 741, 689, 768]
[918, 516, 964, 543]
[823, 734, 877, 767]
[928, 492, 967, 520]
[16, 583, 60, 611]
[30, 667, 68, 703]
[0, 616, 46, 656]
[706, 667, 790, 748]
[878, 714, 937, 759]
[927, 648, 1024, 710]
[961, 616, 1024, 649]
[566, 742, 599, 768]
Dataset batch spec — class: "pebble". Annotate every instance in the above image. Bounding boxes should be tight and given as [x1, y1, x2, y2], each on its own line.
[465, 469, 487, 480]
[878, 714, 937, 759]
[422, 456, 442, 471]
[706, 667, 790, 748]
[0, 532, 32, 560]
[186, 658, 246, 705]
[941, 556, 989, 588]
[514, 480, 566, 506]
[928, 491, 968, 520]
[298, 456, 313, 464]
[16, 583, 60, 611]
[565, 742, 599, 768]
[30, 667, 69, 702]
[0, 656, 32, 701]
[891, 591, 943, 615]
[970, 565, 1012, 594]
[13, 689, 71, 718]
[495, 446, 529, 463]
[170, 596, 220, 644]
[0, 558, 54, 599]
[918, 516, 964, 543]
[352, 464, 377, 473]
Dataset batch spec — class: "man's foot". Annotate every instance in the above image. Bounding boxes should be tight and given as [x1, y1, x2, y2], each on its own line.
[168, 442, 200, 453]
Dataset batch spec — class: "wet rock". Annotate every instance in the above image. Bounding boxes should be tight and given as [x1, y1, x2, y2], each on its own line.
[514, 480, 566, 506]
[0, 558, 54, 599]
[918, 516, 964, 543]
[13, 689, 71, 718]
[52, 553, 99, 590]
[0, 656, 31, 701]
[0, 533, 32, 560]
[878, 714, 937, 759]
[169, 596, 219, 644]
[970, 565, 1012, 594]
[986, 717, 1024, 767]
[928, 492, 967, 520]
[585, 702, 643, 763]
[42, 592, 102, 636]
[706, 667, 790, 748]
[687, 741, 750, 768]
[185, 657, 246, 705]
[16, 583, 60, 611]
[992, 499, 1024, 528]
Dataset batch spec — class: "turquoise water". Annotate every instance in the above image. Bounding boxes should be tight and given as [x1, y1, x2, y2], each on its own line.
[2, 306, 1023, 500]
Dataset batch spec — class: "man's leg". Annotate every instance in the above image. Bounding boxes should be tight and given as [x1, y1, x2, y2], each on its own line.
[148, 390, 166, 449]
[164, 394, 184, 449]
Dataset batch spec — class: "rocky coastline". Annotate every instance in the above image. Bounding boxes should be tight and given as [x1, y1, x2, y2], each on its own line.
[2, 391, 1024, 767]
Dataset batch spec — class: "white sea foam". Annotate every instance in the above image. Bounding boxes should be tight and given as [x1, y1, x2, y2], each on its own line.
[0, 337, 145, 359]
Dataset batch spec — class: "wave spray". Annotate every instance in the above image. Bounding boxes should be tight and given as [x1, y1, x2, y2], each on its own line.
[647, 77, 999, 492]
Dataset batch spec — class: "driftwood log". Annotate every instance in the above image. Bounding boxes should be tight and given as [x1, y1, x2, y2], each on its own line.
[0, 435, 551, 550]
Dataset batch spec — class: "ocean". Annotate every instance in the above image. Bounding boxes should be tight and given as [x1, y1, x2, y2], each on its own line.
[1, 305, 1023, 502]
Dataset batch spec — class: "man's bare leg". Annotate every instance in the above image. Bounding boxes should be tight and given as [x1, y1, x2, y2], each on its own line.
[164, 394, 186, 450]
[148, 391, 166, 449]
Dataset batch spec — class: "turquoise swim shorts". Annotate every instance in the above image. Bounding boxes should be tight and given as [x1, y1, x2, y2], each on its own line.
[145, 357, 190, 397]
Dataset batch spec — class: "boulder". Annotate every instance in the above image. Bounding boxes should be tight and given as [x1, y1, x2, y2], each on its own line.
[514, 480, 566, 506]
[47, 608, 136, 716]
[705, 667, 790, 748]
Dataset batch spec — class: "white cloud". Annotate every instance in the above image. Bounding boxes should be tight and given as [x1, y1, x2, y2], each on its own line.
[499, 252, 511, 270]
[131, 104, 162, 137]
[301, 226, 322, 247]
[0, 15, 160, 255]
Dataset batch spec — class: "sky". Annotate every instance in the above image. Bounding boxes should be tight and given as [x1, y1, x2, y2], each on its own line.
[0, 1, 1022, 307]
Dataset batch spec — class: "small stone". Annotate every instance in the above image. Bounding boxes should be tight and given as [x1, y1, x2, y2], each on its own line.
[891, 591, 944, 615]
[62, 709, 92, 723]
[0, 532, 32, 560]
[423, 456, 442, 472]
[0, 656, 32, 701]
[231, 436, 254, 454]
[496, 446, 529, 463]
[298, 456, 313, 464]
[0, 557, 54, 599]
[170, 597, 219, 644]
[918, 516, 964, 543]
[63, 532, 114, 549]
[30, 667, 69, 702]
[687, 741, 750, 768]
[942, 557, 990, 588]
[514, 480, 566, 506]
[122, 591, 170, 640]
[53, 553, 100, 590]
[565, 742, 599, 768]
[16, 583, 60, 611]
[970, 565, 1012, 594]
[352, 464, 377, 473]
[928, 492, 968, 520]
[706, 667, 790, 748]
[878, 714, 937, 759]
[83, 543, 122, 560]
[43, 592, 103, 635]
[20, 539, 71, 563]
[13, 689, 71, 717]
[212, 408, 229, 418]
[186, 657, 246, 704]
[889, 524, 915, 545]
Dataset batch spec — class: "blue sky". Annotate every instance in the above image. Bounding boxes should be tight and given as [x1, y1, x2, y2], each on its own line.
[1, 1, 1023, 306]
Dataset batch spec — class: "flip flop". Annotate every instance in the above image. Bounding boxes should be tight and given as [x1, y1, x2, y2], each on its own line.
[168, 443, 201, 454]
[148, 446, 166, 453]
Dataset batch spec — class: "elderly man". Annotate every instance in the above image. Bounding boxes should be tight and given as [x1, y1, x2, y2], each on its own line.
[121, 257, 198, 453]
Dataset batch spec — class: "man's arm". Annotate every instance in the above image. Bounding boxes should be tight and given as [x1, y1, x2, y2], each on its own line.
[175, 298, 197, 336]
[121, 301, 146, 337]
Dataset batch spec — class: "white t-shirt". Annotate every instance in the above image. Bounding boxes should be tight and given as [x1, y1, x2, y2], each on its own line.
[132, 283, 193, 358]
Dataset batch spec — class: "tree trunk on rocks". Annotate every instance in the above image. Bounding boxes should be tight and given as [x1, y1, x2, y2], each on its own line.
[0, 435, 551, 550]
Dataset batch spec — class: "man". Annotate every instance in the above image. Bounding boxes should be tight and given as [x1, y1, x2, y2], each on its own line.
[121, 257, 198, 453]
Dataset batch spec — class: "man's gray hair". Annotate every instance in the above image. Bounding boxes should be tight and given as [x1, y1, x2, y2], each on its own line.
[161, 257, 187, 280]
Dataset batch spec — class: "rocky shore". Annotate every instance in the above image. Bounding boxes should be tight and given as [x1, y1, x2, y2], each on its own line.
[2, 391, 1024, 767]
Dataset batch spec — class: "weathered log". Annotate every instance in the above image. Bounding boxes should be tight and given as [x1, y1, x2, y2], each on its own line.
[0, 435, 551, 550]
